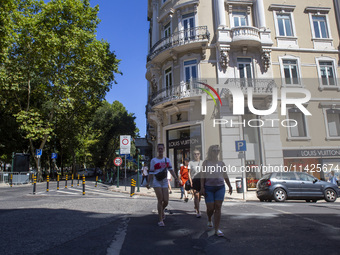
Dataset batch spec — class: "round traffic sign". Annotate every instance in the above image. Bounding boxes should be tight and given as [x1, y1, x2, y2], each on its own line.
[114, 157, 123, 167]
[122, 138, 129, 145]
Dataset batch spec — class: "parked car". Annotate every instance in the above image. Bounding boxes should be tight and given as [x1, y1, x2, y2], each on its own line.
[256, 172, 340, 202]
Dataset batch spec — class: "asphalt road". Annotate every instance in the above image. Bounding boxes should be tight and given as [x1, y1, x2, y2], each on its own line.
[1, 182, 340, 255]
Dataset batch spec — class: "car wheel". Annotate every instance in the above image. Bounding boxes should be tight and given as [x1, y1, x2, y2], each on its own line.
[274, 188, 286, 202]
[259, 199, 265, 202]
[324, 188, 337, 202]
[312, 200, 317, 203]
[305, 200, 311, 203]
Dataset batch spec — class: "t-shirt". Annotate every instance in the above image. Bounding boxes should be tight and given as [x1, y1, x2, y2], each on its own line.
[150, 157, 173, 175]
[188, 160, 202, 179]
[142, 166, 148, 176]
[202, 160, 229, 187]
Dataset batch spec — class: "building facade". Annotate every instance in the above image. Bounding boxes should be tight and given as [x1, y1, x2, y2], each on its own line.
[145, 0, 340, 189]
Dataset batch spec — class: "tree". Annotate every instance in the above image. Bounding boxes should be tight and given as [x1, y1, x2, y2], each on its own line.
[0, 0, 120, 179]
[90, 101, 139, 170]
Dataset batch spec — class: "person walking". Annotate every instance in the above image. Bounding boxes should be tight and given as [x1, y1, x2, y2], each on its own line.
[200, 145, 232, 237]
[167, 169, 173, 194]
[179, 158, 192, 202]
[329, 171, 338, 185]
[188, 149, 203, 218]
[146, 144, 177, 227]
[141, 162, 148, 186]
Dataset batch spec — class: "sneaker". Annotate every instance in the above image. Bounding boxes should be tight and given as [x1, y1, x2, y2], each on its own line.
[184, 198, 188, 202]
[196, 213, 201, 218]
[207, 221, 213, 228]
[215, 229, 224, 237]
[158, 221, 165, 227]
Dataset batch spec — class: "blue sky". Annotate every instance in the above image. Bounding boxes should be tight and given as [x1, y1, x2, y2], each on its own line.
[90, 0, 149, 137]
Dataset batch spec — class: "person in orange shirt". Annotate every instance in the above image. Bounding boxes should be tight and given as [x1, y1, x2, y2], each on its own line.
[178, 158, 192, 202]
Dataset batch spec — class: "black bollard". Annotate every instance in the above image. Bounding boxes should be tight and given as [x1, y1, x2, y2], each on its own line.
[82, 175, 85, 195]
[77, 174, 80, 186]
[57, 174, 59, 190]
[65, 174, 68, 189]
[33, 175, 37, 195]
[46, 175, 49, 192]
[71, 174, 74, 187]
[130, 179, 136, 197]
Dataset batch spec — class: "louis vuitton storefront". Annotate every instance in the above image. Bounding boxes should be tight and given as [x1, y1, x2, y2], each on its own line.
[166, 125, 202, 176]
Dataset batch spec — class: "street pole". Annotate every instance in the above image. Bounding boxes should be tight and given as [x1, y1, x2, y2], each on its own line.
[137, 151, 140, 192]
[117, 166, 120, 188]
[125, 155, 127, 191]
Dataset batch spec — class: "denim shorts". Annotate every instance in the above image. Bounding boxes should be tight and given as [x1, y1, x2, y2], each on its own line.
[204, 185, 225, 203]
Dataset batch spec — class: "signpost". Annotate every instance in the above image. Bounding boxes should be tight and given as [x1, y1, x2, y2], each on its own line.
[35, 149, 42, 181]
[114, 156, 123, 188]
[235, 140, 247, 201]
[120, 135, 131, 191]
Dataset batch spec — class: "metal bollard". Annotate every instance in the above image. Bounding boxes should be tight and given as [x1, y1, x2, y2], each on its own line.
[33, 175, 37, 194]
[10, 174, 13, 187]
[77, 174, 80, 186]
[65, 174, 68, 189]
[130, 179, 136, 197]
[82, 175, 85, 195]
[46, 175, 49, 192]
[95, 176, 98, 187]
[57, 174, 59, 190]
[71, 174, 74, 187]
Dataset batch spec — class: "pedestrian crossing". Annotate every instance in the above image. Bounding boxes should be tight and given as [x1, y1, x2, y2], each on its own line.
[32, 182, 119, 197]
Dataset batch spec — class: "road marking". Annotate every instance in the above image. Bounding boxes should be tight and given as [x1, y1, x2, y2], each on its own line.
[255, 203, 340, 231]
[107, 217, 130, 255]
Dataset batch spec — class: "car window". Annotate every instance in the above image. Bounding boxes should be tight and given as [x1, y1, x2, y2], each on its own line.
[281, 172, 297, 180]
[261, 173, 271, 180]
[298, 173, 315, 182]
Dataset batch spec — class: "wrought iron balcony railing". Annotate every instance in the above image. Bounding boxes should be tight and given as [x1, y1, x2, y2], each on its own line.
[147, 26, 210, 62]
[150, 80, 207, 106]
[224, 78, 276, 94]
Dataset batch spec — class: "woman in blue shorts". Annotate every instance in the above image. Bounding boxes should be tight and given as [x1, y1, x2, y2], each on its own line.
[200, 145, 232, 237]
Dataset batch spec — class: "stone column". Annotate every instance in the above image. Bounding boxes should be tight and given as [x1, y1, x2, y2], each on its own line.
[152, 0, 159, 46]
[256, 0, 266, 29]
[215, 0, 226, 28]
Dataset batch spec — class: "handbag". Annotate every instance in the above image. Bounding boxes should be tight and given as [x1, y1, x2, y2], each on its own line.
[155, 158, 168, 181]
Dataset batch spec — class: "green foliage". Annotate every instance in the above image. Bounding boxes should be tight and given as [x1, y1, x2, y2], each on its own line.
[0, 0, 123, 170]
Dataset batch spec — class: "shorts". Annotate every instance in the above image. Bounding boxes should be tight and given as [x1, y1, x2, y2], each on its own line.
[192, 178, 201, 192]
[152, 176, 168, 188]
[204, 185, 225, 203]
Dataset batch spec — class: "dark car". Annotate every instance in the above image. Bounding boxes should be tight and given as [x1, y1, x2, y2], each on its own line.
[256, 172, 340, 202]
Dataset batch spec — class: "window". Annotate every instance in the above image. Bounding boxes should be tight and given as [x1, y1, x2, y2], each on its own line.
[281, 172, 297, 180]
[313, 16, 329, 39]
[319, 61, 335, 86]
[165, 67, 172, 96]
[183, 13, 195, 40]
[298, 173, 315, 182]
[277, 14, 293, 36]
[237, 58, 252, 79]
[164, 23, 171, 38]
[184, 60, 197, 83]
[288, 108, 308, 138]
[326, 109, 340, 137]
[233, 12, 247, 27]
[283, 59, 299, 85]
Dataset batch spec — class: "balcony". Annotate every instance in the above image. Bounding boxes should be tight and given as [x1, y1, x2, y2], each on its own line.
[217, 26, 273, 49]
[150, 81, 206, 107]
[230, 26, 261, 46]
[147, 26, 210, 62]
[224, 78, 276, 95]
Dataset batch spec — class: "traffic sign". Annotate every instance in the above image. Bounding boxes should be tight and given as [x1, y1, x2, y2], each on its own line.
[114, 157, 123, 167]
[51, 153, 57, 159]
[120, 135, 131, 155]
[35, 149, 42, 158]
[235, 140, 247, 152]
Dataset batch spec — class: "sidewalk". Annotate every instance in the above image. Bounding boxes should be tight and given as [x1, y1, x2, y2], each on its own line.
[108, 184, 258, 202]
